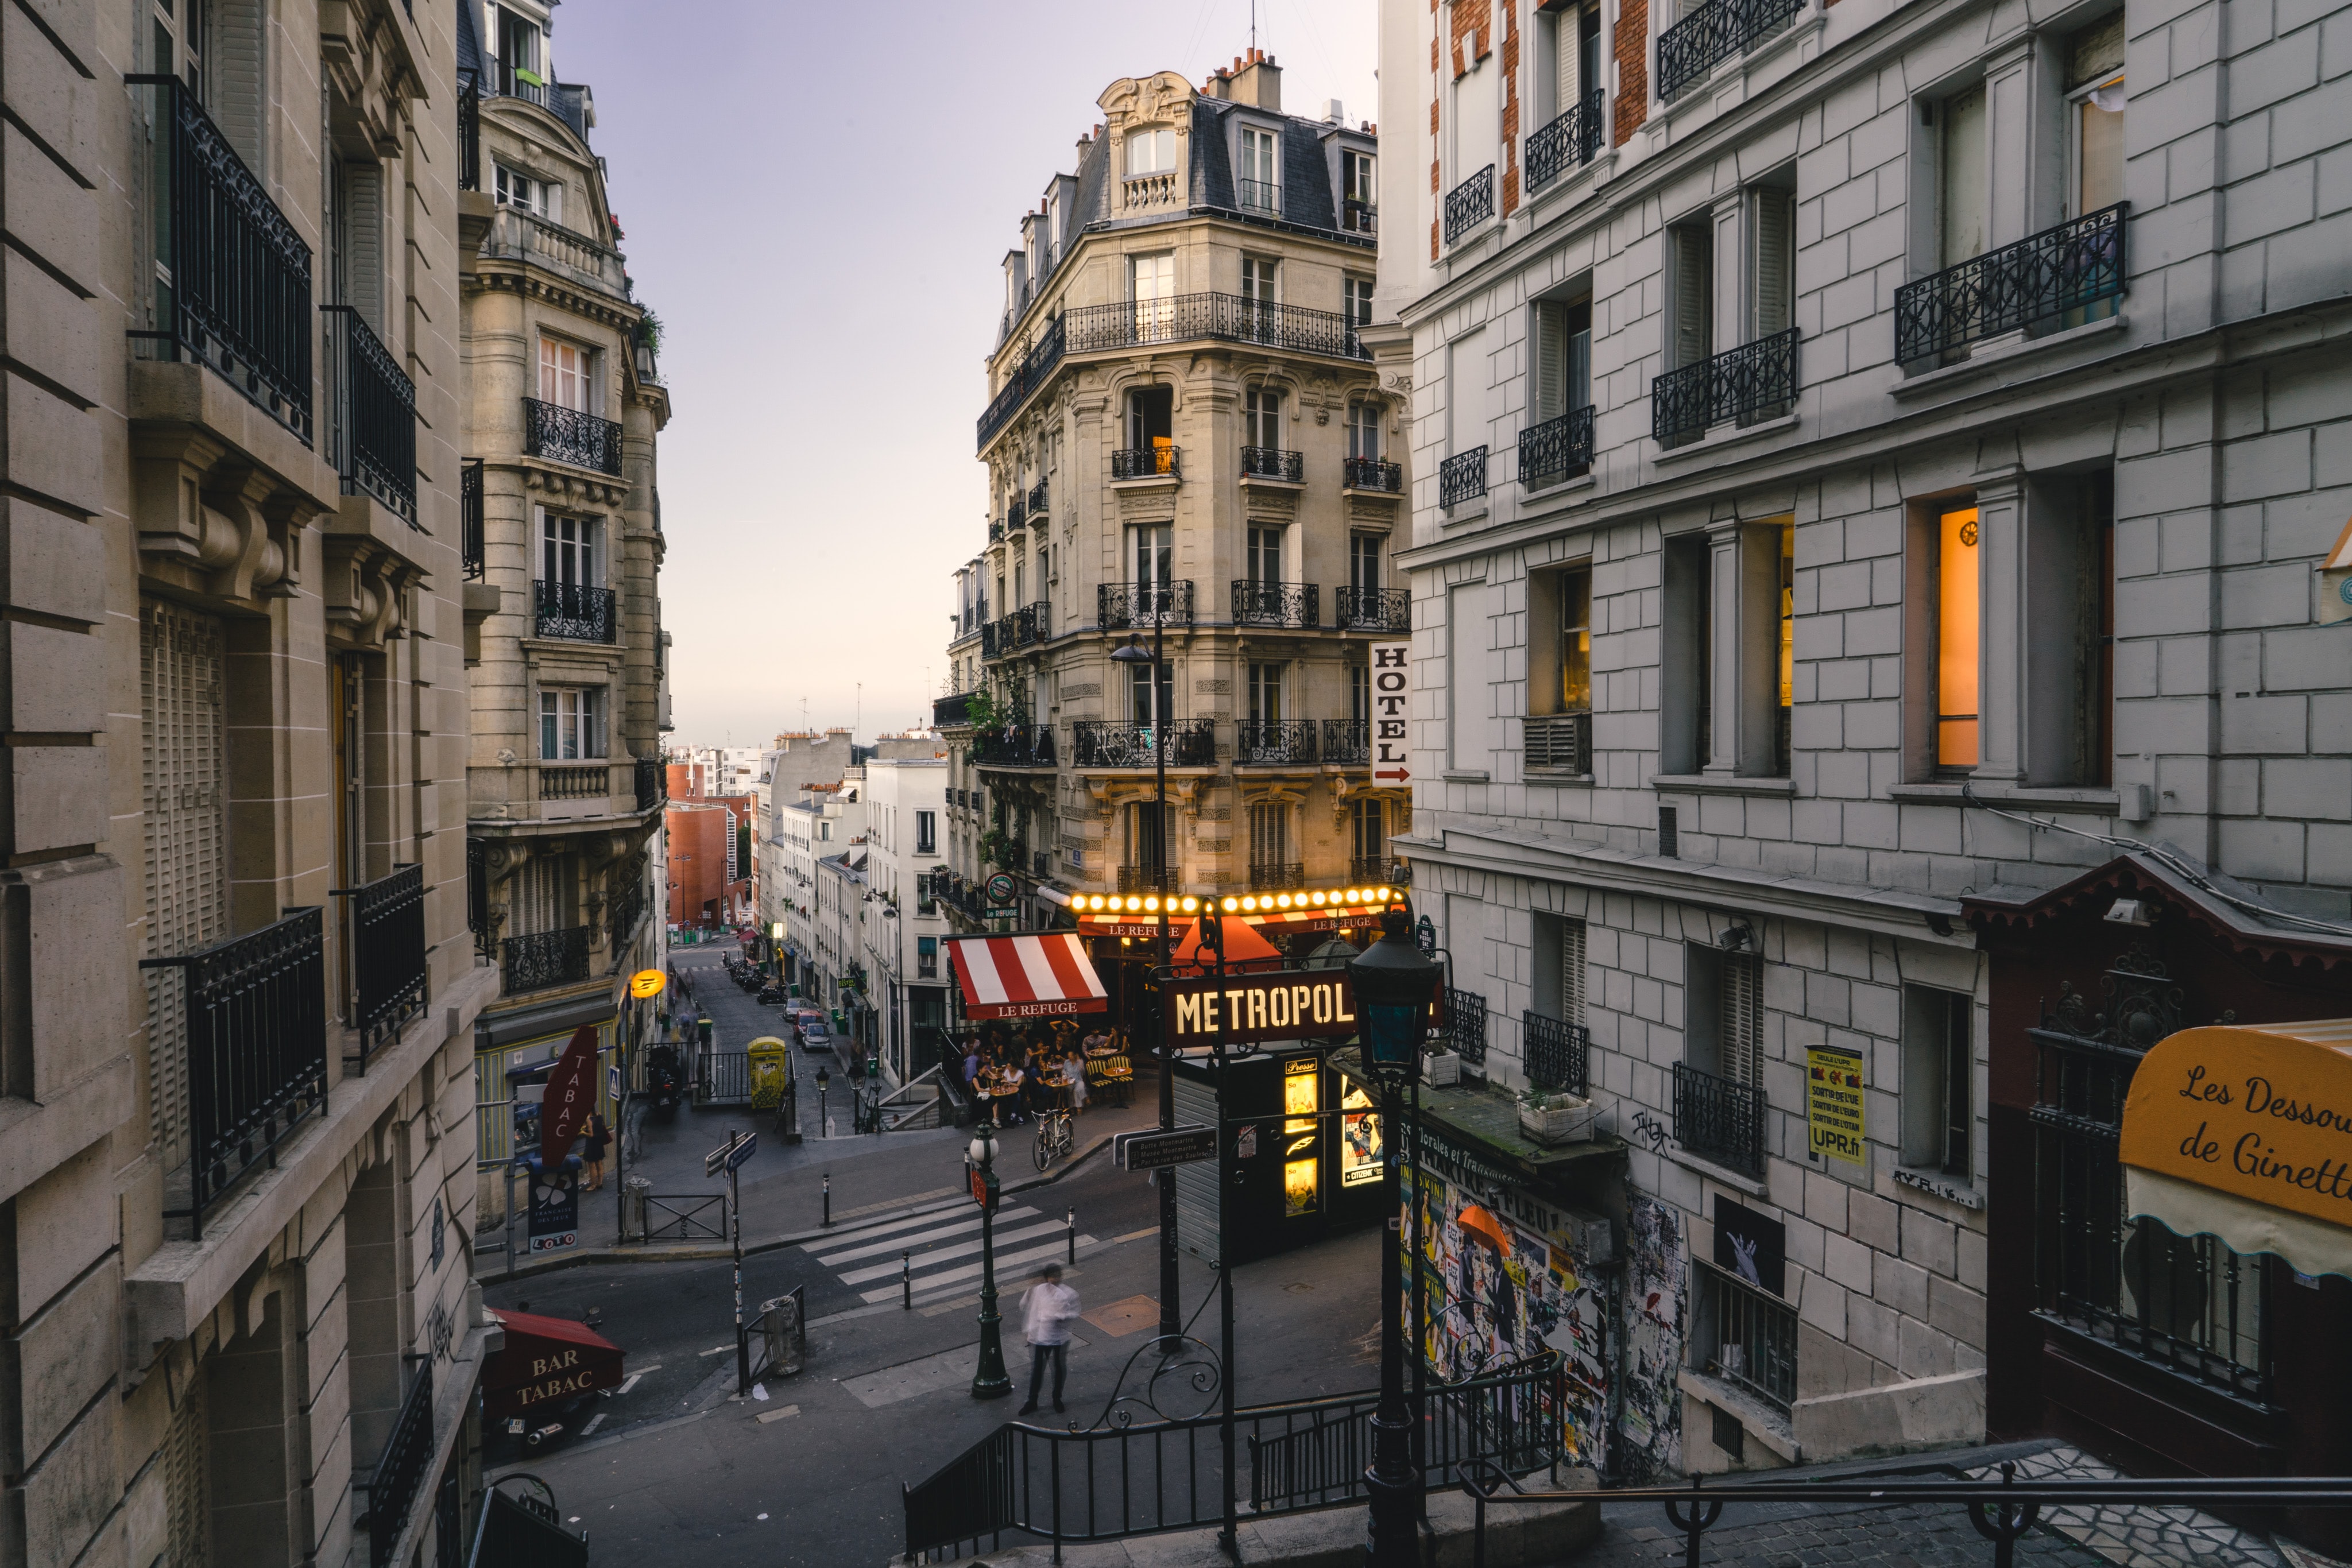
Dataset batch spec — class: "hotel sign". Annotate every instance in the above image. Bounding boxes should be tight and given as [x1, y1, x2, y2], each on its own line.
[1169, 969, 1359, 1046]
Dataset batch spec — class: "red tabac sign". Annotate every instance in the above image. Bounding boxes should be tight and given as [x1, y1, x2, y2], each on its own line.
[538, 1025, 600, 1163]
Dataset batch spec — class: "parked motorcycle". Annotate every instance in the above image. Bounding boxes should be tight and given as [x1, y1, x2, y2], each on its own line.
[756, 984, 787, 1005]
[644, 1044, 686, 1114]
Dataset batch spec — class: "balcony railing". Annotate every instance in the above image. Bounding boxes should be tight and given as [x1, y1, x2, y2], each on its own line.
[1673, 1061, 1766, 1176]
[461, 460, 486, 579]
[934, 691, 979, 728]
[1440, 447, 1488, 508]
[1072, 719, 1216, 769]
[523, 396, 624, 475]
[1322, 720, 1371, 765]
[1334, 587, 1410, 633]
[1658, 0, 1805, 100]
[1519, 405, 1596, 489]
[978, 315, 1068, 450]
[1240, 446, 1304, 482]
[1349, 854, 1410, 886]
[1008, 496, 1027, 531]
[457, 70, 482, 191]
[1343, 199, 1378, 235]
[1235, 721, 1317, 765]
[1342, 456, 1403, 493]
[1112, 446, 1182, 479]
[1067, 293, 1374, 363]
[126, 76, 315, 441]
[1523, 1012, 1591, 1096]
[503, 927, 592, 994]
[1695, 1263, 1799, 1412]
[1652, 328, 1800, 448]
[324, 305, 418, 521]
[1526, 711, 1593, 773]
[140, 907, 328, 1242]
[363, 1362, 435, 1567]
[1248, 862, 1306, 892]
[980, 618, 1009, 660]
[972, 723, 1057, 769]
[539, 764, 610, 800]
[1894, 204, 2129, 364]
[1098, 580, 1194, 629]
[1441, 986, 1489, 1066]
[1236, 177, 1280, 212]
[1232, 580, 1318, 628]
[1444, 164, 1496, 245]
[1028, 479, 1049, 519]
[1015, 601, 1050, 647]
[533, 579, 617, 642]
[467, 839, 494, 961]
[1116, 865, 1175, 893]
[635, 754, 664, 812]
[1526, 92, 1606, 192]
[334, 865, 427, 1070]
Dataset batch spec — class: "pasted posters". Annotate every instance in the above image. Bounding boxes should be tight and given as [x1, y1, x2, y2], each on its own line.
[1713, 1196, 1787, 1296]
[1283, 1057, 1320, 1215]
[1340, 1082, 1383, 1188]
[1616, 1193, 1684, 1482]
[1807, 1044, 1867, 1165]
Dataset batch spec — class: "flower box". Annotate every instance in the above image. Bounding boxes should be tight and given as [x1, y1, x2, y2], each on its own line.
[1421, 1050, 1461, 1087]
[1518, 1093, 1595, 1145]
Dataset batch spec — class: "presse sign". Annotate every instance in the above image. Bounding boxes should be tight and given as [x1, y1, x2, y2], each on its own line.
[1168, 969, 1359, 1047]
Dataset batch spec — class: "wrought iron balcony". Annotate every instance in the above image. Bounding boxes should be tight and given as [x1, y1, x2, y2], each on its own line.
[1349, 854, 1410, 886]
[1248, 862, 1306, 893]
[1232, 581, 1318, 628]
[1526, 711, 1593, 774]
[972, 723, 1057, 769]
[1322, 720, 1371, 765]
[533, 579, 617, 642]
[461, 460, 486, 579]
[467, 839, 495, 961]
[1116, 864, 1175, 893]
[457, 71, 482, 191]
[1659, 0, 1805, 100]
[635, 755, 665, 812]
[1008, 497, 1027, 531]
[1236, 177, 1280, 213]
[1444, 164, 1496, 245]
[1032, 850, 1051, 878]
[139, 907, 328, 1242]
[1028, 478, 1049, 518]
[539, 764, 610, 800]
[324, 305, 418, 521]
[1112, 446, 1182, 480]
[1066, 292, 1374, 363]
[1895, 204, 2128, 364]
[1235, 721, 1317, 765]
[362, 1362, 435, 1567]
[1526, 92, 1606, 192]
[1652, 328, 1799, 447]
[933, 691, 979, 728]
[1673, 1061, 1766, 1175]
[1072, 718, 1216, 769]
[1240, 446, 1305, 482]
[989, 516, 1005, 543]
[1440, 447, 1488, 508]
[1520, 406, 1596, 489]
[978, 314, 1068, 450]
[523, 396, 624, 475]
[333, 865, 427, 1070]
[503, 926, 593, 994]
[126, 76, 315, 441]
[1334, 587, 1410, 633]
[1098, 580, 1194, 629]
[1014, 601, 1050, 647]
[1343, 199, 1378, 235]
[1441, 986, 1489, 1065]
[608, 852, 649, 969]
[1342, 456, 1403, 493]
[1523, 1012, 1591, 1095]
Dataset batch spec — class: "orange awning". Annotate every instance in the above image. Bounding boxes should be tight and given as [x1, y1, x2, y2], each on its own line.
[1169, 915, 1286, 973]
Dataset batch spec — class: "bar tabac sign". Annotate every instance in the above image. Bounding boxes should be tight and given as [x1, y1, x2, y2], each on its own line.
[1169, 970, 1359, 1047]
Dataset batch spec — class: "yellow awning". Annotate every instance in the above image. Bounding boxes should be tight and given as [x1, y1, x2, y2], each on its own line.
[2119, 1019, 2352, 1278]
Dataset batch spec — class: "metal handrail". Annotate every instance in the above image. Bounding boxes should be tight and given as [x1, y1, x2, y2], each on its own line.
[331, 864, 427, 1070]
[1519, 405, 1595, 489]
[1440, 447, 1488, 508]
[1240, 446, 1303, 481]
[1526, 92, 1606, 192]
[1895, 204, 2128, 363]
[1334, 587, 1410, 632]
[363, 1361, 435, 1566]
[1234, 721, 1317, 765]
[1341, 456, 1403, 493]
[1445, 164, 1496, 244]
[1071, 719, 1216, 769]
[1673, 1060, 1766, 1175]
[1097, 581, 1194, 629]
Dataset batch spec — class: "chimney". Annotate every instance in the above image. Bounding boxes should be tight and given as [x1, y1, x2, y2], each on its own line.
[1324, 98, 1345, 123]
[1231, 48, 1281, 111]
[1204, 64, 1232, 100]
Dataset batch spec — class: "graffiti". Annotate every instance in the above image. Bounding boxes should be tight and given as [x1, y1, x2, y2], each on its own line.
[1616, 1194, 1685, 1482]
[1631, 1109, 1670, 1151]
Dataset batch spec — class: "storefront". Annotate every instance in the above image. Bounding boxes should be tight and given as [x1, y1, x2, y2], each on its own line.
[1968, 853, 2352, 1553]
[1169, 1047, 1391, 1266]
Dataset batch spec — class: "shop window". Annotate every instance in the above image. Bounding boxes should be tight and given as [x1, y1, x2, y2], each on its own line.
[1901, 985, 1974, 1178]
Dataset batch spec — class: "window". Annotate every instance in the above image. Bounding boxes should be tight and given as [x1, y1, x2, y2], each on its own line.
[1684, 943, 1763, 1087]
[818, 819, 832, 842]
[1343, 149, 1376, 206]
[1128, 522, 1171, 588]
[1939, 84, 1989, 271]
[1902, 986, 1974, 1178]
[1935, 505, 1981, 771]
[497, 5, 545, 99]
[1247, 525, 1285, 586]
[1344, 276, 1375, 329]
[1244, 386, 1283, 450]
[1125, 385, 1174, 466]
[1532, 913, 1588, 1024]
[541, 513, 598, 587]
[1669, 222, 1713, 372]
[327, 158, 384, 326]
[2067, 15, 2125, 326]
[1449, 52, 1498, 185]
[1127, 126, 1176, 176]
[917, 936, 938, 978]
[1542, 3, 1604, 120]
[1693, 1263, 1798, 1413]
[1248, 800, 1291, 867]
[1349, 664, 1371, 727]
[1531, 296, 1593, 426]
[1130, 253, 1176, 341]
[1558, 566, 1592, 713]
[915, 810, 937, 855]
[539, 337, 590, 412]
[1349, 533, 1381, 594]
[1248, 662, 1285, 725]
[1123, 801, 1173, 874]
[1348, 401, 1382, 460]
[494, 163, 560, 220]
[1238, 125, 1279, 210]
[1350, 796, 1388, 866]
[1661, 535, 1711, 773]
[151, 0, 202, 94]
[1128, 655, 1173, 725]
[539, 687, 608, 760]
[1448, 330, 1489, 457]
[1241, 258, 1279, 341]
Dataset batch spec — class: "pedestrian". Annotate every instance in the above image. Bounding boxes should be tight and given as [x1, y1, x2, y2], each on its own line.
[1063, 1047, 1088, 1113]
[1017, 1263, 1080, 1415]
[581, 1112, 610, 1191]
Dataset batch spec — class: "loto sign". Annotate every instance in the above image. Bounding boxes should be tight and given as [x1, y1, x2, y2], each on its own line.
[1168, 969, 1359, 1047]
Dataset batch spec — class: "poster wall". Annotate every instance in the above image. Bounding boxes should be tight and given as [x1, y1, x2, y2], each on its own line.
[1616, 1193, 1686, 1482]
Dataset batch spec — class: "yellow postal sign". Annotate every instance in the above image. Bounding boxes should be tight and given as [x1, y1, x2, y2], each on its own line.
[629, 969, 667, 999]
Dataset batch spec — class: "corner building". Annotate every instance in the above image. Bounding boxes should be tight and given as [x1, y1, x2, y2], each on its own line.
[1372, 0, 2351, 1485]
[3, 0, 496, 1562]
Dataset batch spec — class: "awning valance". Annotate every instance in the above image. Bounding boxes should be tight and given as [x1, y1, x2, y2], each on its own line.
[948, 932, 1109, 1020]
[482, 1309, 626, 1419]
[2119, 1018, 2352, 1279]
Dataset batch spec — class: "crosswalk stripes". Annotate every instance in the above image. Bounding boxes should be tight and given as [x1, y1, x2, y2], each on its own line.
[796, 1205, 1097, 1307]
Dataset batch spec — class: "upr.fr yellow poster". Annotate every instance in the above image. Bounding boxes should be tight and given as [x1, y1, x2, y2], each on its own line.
[1806, 1045, 1866, 1165]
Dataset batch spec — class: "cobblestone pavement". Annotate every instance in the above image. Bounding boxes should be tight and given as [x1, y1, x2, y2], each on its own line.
[1574, 1498, 2113, 1568]
[1963, 1444, 2290, 1568]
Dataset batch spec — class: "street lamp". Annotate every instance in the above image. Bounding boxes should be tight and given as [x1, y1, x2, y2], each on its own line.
[967, 1124, 1013, 1399]
[1109, 624, 1182, 1348]
[1348, 907, 1442, 1568]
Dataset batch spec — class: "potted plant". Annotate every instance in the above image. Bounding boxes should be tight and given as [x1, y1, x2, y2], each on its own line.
[1518, 1086, 1595, 1145]
[1421, 1045, 1461, 1087]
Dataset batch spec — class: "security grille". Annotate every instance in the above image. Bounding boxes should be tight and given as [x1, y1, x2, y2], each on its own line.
[142, 602, 230, 1172]
[164, 1357, 210, 1567]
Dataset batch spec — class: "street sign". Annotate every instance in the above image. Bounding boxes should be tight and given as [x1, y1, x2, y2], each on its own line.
[1115, 1125, 1218, 1171]
[704, 1131, 757, 1178]
[985, 872, 1018, 905]
[969, 1165, 999, 1213]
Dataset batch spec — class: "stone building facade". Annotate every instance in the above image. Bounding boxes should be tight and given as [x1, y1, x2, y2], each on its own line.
[859, 754, 953, 1086]
[2, 0, 496, 1562]
[938, 55, 1406, 959]
[1373, 0, 2350, 1478]
[455, 1, 669, 1187]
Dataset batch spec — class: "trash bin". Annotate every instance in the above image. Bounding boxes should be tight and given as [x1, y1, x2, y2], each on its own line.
[759, 1292, 804, 1379]
[622, 1176, 651, 1241]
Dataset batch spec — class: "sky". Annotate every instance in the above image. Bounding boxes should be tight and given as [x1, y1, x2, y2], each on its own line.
[552, 0, 1379, 750]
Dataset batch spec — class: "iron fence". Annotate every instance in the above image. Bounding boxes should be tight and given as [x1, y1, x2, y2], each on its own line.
[1235, 722, 1317, 765]
[696, 1051, 753, 1107]
[635, 754, 664, 812]
[126, 76, 315, 440]
[1652, 328, 1800, 447]
[1673, 1060, 1766, 1176]
[533, 579, 617, 642]
[1692, 1260, 1798, 1410]
[502, 927, 591, 994]
[364, 1361, 435, 1566]
[1440, 447, 1488, 508]
[1525, 711, 1593, 774]
[1065, 292, 1374, 363]
[1442, 987, 1489, 1066]
[1112, 445, 1182, 479]
[973, 723, 1057, 769]
[1659, 0, 1806, 100]
[1519, 405, 1596, 489]
[523, 396, 624, 475]
[1334, 587, 1410, 633]
[641, 1191, 729, 1241]
[462, 459, 486, 578]
[1895, 204, 2128, 363]
[324, 305, 418, 521]
[1445, 164, 1496, 244]
[1343, 199, 1378, 234]
[457, 70, 481, 191]
[538, 764, 610, 800]
[1526, 92, 1606, 191]
[1097, 581, 1195, 629]
[1522, 1012, 1589, 1095]
[1341, 456, 1402, 493]
[140, 907, 328, 1242]
[1322, 720, 1370, 765]
[1240, 446, 1304, 482]
[1232, 581, 1318, 628]
[335, 864, 427, 1070]
[1071, 719, 1216, 769]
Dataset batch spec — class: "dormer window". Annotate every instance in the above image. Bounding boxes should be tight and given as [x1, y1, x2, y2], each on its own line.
[494, 163, 561, 222]
[1238, 126, 1280, 211]
[495, 5, 547, 104]
[1127, 127, 1177, 177]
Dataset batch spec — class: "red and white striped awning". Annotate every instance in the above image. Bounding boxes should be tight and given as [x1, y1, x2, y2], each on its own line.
[947, 932, 1110, 1020]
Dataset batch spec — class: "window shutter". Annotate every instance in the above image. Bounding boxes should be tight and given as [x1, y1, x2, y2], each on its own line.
[1673, 227, 1712, 370]
[1562, 918, 1588, 1025]
[1722, 952, 1762, 1086]
[345, 161, 385, 332]
[142, 602, 230, 1175]
[1535, 301, 1567, 421]
[1941, 86, 1989, 266]
[1555, 9, 1579, 116]
[1753, 191, 1792, 339]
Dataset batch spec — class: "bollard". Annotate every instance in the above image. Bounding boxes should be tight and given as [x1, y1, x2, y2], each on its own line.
[1067, 1206, 1076, 1264]
[903, 1250, 912, 1310]
[822, 1172, 831, 1227]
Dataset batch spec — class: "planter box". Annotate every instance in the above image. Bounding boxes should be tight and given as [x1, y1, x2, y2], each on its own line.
[1422, 1050, 1461, 1087]
[1519, 1094, 1595, 1145]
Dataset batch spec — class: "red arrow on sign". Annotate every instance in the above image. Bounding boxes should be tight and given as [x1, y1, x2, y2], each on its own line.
[1374, 769, 1410, 783]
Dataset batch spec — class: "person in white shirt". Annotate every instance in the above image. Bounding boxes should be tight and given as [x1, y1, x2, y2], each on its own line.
[1016, 1263, 1080, 1415]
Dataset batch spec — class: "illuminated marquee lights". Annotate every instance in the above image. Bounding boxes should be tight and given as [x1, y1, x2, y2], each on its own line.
[1076, 886, 1401, 935]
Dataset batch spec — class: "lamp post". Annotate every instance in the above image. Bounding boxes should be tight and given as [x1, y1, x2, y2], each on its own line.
[1109, 620, 1182, 1347]
[1348, 907, 1442, 1568]
[967, 1123, 1013, 1399]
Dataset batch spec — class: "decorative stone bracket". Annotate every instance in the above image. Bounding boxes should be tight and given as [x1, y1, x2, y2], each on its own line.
[133, 427, 323, 606]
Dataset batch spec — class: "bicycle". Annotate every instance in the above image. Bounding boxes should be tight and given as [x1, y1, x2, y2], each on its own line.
[1033, 1099, 1074, 1170]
